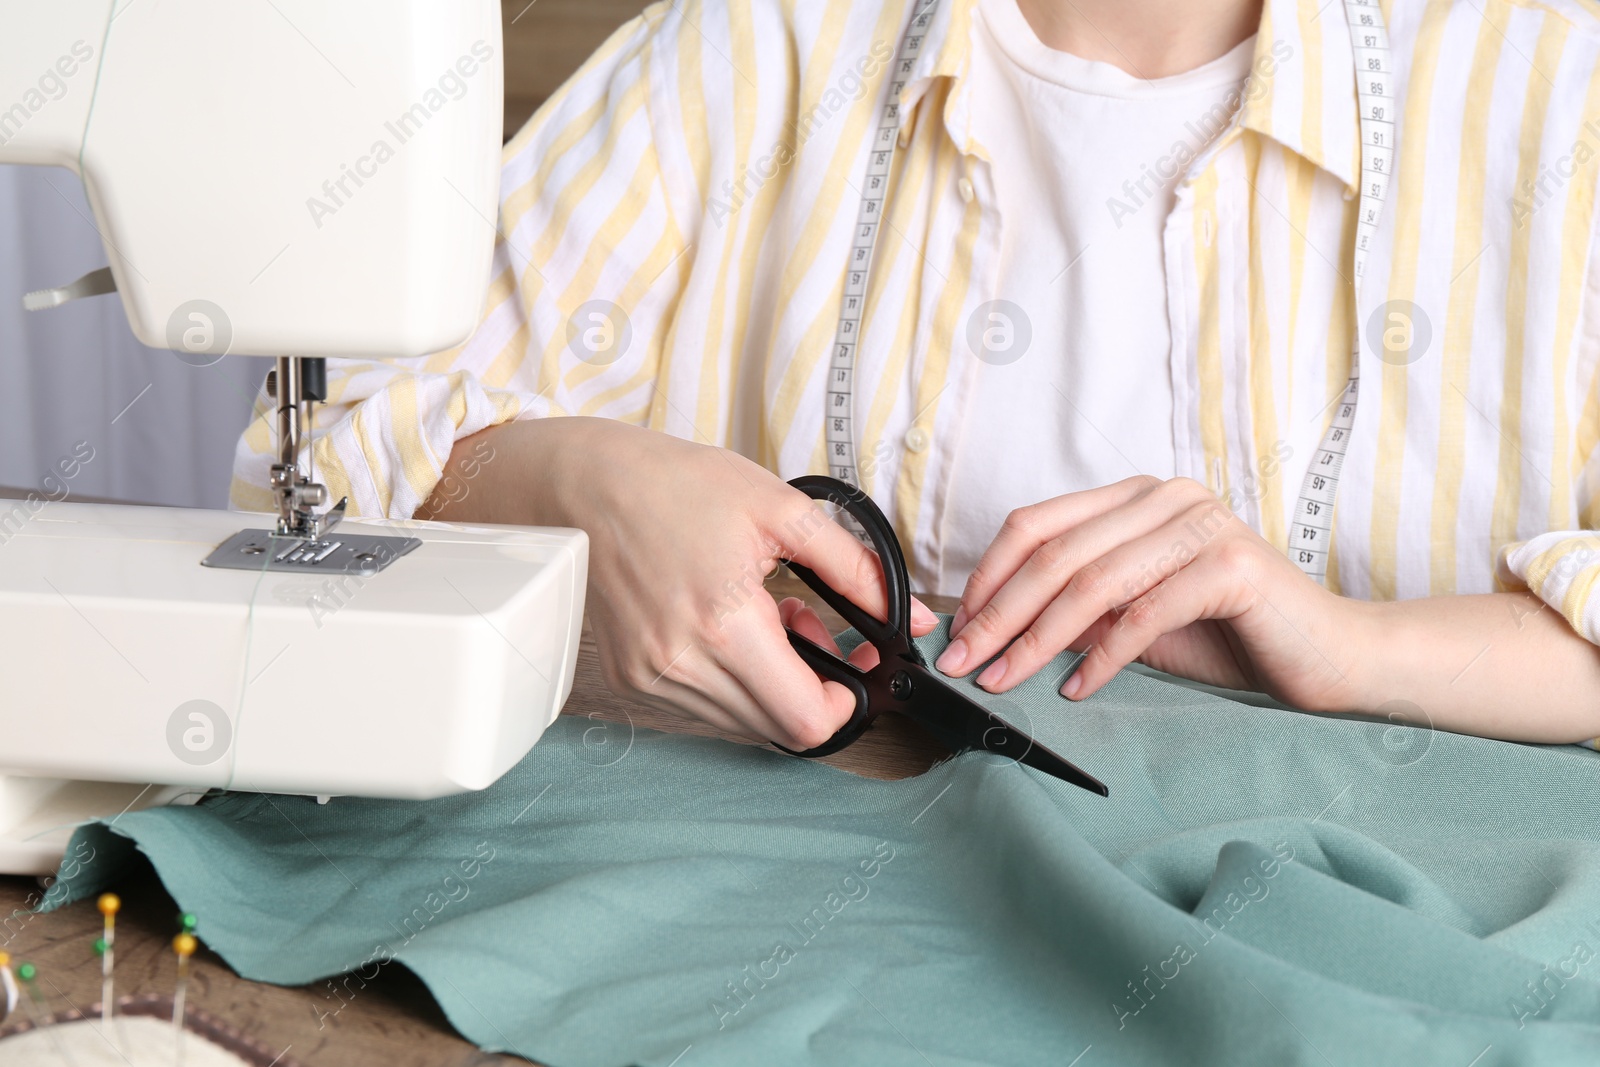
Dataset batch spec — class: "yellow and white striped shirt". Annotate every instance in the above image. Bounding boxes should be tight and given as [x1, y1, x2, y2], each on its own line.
[234, 0, 1600, 645]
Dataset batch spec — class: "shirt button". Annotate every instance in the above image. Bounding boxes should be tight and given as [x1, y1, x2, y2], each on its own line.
[903, 426, 929, 453]
[957, 177, 975, 203]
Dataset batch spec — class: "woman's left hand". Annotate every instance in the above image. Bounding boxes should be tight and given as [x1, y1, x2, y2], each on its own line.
[933, 476, 1372, 712]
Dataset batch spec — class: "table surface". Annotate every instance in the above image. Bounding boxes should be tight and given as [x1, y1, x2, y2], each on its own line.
[0, 577, 958, 1066]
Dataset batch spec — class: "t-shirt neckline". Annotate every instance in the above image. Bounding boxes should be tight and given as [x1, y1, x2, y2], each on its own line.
[977, 0, 1257, 99]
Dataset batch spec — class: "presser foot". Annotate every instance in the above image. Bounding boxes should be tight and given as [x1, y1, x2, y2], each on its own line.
[268, 466, 340, 539]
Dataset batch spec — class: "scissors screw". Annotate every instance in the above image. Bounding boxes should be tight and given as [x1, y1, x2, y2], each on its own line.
[890, 670, 914, 701]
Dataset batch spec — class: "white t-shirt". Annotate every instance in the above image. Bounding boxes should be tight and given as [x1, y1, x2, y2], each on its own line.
[938, 0, 1254, 594]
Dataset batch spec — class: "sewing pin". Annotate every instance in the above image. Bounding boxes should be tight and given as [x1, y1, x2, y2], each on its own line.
[0, 950, 17, 1025]
[17, 961, 50, 1022]
[95, 893, 118, 1028]
[172, 929, 198, 1066]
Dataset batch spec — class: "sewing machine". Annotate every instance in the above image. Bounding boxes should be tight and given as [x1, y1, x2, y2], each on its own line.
[0, 1, 588, 874]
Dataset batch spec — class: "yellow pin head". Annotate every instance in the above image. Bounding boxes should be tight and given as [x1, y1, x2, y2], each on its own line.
[173, 932, 197, 959]
[0, 951, 9, 967]
[97, 893, 121, 918]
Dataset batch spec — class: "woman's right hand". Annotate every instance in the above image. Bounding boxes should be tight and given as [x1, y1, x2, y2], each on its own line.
[426, 416, 937, 750]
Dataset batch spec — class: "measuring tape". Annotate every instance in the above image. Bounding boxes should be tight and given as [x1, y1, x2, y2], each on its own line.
[824, 0, 1393, 579]
[1287, 0, 1394, 583]
[825, 0, 941, 489]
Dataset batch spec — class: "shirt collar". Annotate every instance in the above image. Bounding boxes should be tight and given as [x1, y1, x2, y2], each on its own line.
[1235, 0, 1361, 192]
[901, 0, 982, 159]
[913, 0, 1362, 192]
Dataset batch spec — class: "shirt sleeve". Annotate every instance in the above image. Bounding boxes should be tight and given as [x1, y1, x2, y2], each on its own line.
[230, 5, 694, 518]
[1495, 181, 1600, 653]
[1497, 532, 1600, 644]
[1498, 527, 1600, 752]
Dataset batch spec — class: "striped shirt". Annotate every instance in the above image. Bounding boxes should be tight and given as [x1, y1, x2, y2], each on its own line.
[233, 0, 1600, 649]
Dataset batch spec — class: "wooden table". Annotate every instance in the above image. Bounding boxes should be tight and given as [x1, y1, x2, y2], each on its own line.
[0, 578, 956, 1066]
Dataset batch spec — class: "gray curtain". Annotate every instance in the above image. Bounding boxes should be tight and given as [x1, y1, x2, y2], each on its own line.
[0, 164, 264, 509]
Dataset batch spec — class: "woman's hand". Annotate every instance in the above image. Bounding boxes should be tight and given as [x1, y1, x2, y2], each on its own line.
[428, 417, 935, 749]
[934, 475, 1366, 712]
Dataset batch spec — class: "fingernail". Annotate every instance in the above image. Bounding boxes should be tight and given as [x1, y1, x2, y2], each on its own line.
[951, 606, 968, 634]
[911, 599, 938, 626]
[935, 638, 967, 674]
[977, 657, 1007, 689]
[1062, 672, 1083, 699]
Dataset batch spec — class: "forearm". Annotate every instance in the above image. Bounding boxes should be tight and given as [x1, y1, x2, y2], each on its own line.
[1344, 591, 1600, 743]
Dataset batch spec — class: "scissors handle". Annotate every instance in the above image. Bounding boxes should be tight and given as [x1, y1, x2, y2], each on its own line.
[780, 629, 874, 756]
[781, 476, 918, 662]
[777, 475, 919, 758]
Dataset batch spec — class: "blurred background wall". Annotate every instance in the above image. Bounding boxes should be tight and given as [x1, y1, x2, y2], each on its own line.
[0, 0, 650, 508]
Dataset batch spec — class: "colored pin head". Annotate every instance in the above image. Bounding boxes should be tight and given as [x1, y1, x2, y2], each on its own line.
[93, 937, 108, 957]
[173, 933, 197, 959]
[97, 893, 121, 918]
[178, 912, 198, 934]
[16, 963, 35, 985]
[0, 951, 9, 967]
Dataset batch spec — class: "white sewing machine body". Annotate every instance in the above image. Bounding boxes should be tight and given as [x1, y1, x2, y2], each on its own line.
[3, 0, 503, 356]
[0, 0, 590, 874]
[0, 503, 587, 874]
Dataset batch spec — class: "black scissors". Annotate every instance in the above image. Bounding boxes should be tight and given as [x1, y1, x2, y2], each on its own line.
[777, 475, 1108, 796]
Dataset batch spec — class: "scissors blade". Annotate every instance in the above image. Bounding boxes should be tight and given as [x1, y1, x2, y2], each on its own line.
[901, 666, 1109, 796]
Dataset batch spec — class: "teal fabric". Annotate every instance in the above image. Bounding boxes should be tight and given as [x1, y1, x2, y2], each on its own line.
[46, 619, 1600, 1065]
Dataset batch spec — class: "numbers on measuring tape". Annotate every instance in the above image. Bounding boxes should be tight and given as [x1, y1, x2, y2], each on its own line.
[824, 0, 941, 501]
[1286, 0, 1393, 584]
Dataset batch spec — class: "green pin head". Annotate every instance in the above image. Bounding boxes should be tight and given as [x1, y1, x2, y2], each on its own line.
[93, 937, 107, 956]
[179, 912, 198, 933]
[17, 962, 36, 982]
